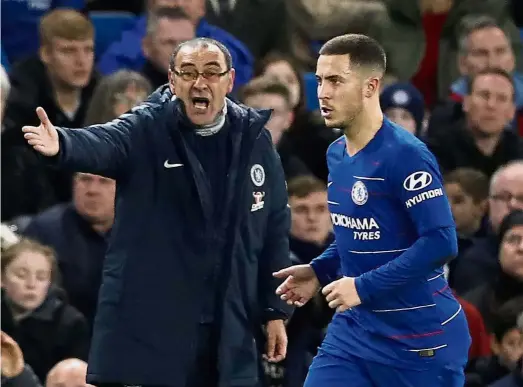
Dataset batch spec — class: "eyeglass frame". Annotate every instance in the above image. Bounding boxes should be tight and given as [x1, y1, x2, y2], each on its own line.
[489, 192, 523, 206]
[172, 68, 230, 82]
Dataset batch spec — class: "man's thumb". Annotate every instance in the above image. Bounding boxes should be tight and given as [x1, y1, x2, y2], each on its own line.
[36, 107, 50, 126]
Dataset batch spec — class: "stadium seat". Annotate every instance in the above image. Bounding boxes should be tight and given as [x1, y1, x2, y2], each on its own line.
[303, 72, 319, 112]
[89, 11, 136, 58]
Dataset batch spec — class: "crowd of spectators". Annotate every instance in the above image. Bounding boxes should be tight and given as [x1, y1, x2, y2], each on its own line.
[1, 0, 523, 386]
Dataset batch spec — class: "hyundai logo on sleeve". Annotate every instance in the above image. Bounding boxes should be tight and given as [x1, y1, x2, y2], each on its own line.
[403, 171, 433, 191]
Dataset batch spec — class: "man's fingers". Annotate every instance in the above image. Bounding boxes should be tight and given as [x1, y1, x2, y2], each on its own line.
[22, 125, 39, 134]
[265, 331, 275, 360]
[325, 290, 337, 303]
[328, 298, 342, 309]
[273, 267, 296, 279]
[276, 276, 295, 295]
[36, 107, 50, 126]
[322, 280, 336, 295]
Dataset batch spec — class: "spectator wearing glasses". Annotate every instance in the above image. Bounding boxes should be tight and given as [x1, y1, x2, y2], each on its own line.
[453, 161, 523, 295]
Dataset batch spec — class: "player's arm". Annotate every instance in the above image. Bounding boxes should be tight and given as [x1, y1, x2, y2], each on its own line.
[259, 144, 293, 322]
[310, 240, 341, 287]
[354, 145, 457, 303]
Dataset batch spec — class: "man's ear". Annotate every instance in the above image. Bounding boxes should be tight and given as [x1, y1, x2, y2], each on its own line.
[168, 69, 176, 95]
[227, 68, 236, 94]
[142, 36, 151, 60]
[39, 45, 50, 66]
[365, 77, 380, 98]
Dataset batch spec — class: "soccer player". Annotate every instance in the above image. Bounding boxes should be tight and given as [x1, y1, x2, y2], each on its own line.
[274, 34, 471, 386]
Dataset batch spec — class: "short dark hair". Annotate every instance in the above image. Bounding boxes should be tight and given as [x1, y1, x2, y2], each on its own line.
[287, 175, 326, 198]
[467, 67, 515, 99]
[491, 296, 523, 342]
[239, 77, 292, 108]
[146, 7, 191, 35]
[458, 15, 506, 54]
[444, 168, 489, 203]
[319, 34, 386, 74]
[169, 37, 233, 71]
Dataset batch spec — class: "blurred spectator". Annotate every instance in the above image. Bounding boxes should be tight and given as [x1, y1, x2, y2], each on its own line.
[444, 168, 489, 287]
[285, 0, 386, 71]
[1, 331, 41, 387]
[458, 298, 492, 369]
[282, 175, 334, 387]
[1, 239, 89, 382]
[84, 70, 151, 126]
[2, 9, 98, 221]
[427, 68, 523, 178]
[430, 15, 523, 135]
[1, 65, 11, 123]
[378, 0, 523, 107]
[45, 359, 92, 387]
[1, 1, 85, 64]
[379, 82, 425, 136]
[255, 53, 340, 182]
[205, 0, 289, 60]
[464, 210, 523, 330]
[141, 7, 195, 89]
[1, 224, 21, 252]
[453, 161, 523, 295]
[240, 76, 310, 180]
[97, 0, 254, 88]
[468, 297, 523, 385]
[22, 173, 115, 330]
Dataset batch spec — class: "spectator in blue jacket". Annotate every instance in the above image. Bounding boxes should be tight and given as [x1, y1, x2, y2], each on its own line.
[97, 0, 253, 89]
[22, 37, 291, 387]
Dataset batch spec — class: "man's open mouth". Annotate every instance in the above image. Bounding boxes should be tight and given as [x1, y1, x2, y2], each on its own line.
[192, 97, 210, 110]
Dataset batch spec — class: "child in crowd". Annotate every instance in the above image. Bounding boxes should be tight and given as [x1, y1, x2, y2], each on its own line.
[379, 82, 425, 136]
[1, 239, 89, 382]
[467, 297, 523, 386]
[444, 168, 489, 287]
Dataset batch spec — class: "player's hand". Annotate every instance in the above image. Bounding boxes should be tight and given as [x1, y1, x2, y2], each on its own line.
[22, 107, 60, 156]
[322, 277, 361, 312]
[273, 264, 320, 307]
[263, 319, 287, 363]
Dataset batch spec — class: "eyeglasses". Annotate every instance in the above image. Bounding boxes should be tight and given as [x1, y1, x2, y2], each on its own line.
[490, 192, 523, 206]
[172, 69, 229, 82]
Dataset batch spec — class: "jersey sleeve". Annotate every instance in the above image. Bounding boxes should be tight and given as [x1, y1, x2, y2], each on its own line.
[310, 240, 341, 287]
[390, 144, 455, 234]
[353, 144, 457, 303]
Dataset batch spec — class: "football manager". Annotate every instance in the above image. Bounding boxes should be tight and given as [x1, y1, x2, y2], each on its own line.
[22, 37, 292, 387]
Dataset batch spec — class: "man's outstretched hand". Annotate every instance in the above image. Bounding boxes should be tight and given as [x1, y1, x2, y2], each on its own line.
[22, 107, 59, 156]
[273, 264, 320, 307]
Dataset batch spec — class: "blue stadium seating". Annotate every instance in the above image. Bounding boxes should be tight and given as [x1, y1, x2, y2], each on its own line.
[303, 72, 319, 111]
[89, 11, 136, 59]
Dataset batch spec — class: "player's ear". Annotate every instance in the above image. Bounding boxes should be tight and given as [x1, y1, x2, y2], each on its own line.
[365, 77, 380, 98]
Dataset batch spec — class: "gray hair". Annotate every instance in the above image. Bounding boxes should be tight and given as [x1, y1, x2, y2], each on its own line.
[83, 70, 152, 126]
[458, 15, 507, 55]
[0, 65, 10, 103]
[490, 160, 523, 194]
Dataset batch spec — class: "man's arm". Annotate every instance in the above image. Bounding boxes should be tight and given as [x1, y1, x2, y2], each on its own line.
[309, 241, 341, 287]
[259, 144, 293, 322]
[53, 101, 160, 180]
[355, 145, 457, 303]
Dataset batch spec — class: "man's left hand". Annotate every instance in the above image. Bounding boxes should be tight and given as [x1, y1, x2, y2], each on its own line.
[263, 319, 287, 363]
[322, 277, 362, 312]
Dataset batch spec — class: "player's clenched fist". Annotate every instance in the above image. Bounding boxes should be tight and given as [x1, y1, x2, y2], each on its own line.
[322, 277, 362, 312]
[273, 264, 320, 307]
[22, 107, 60, 156]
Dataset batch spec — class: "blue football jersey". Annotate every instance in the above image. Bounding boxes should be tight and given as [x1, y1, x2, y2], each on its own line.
[317, 119, 471, 369]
